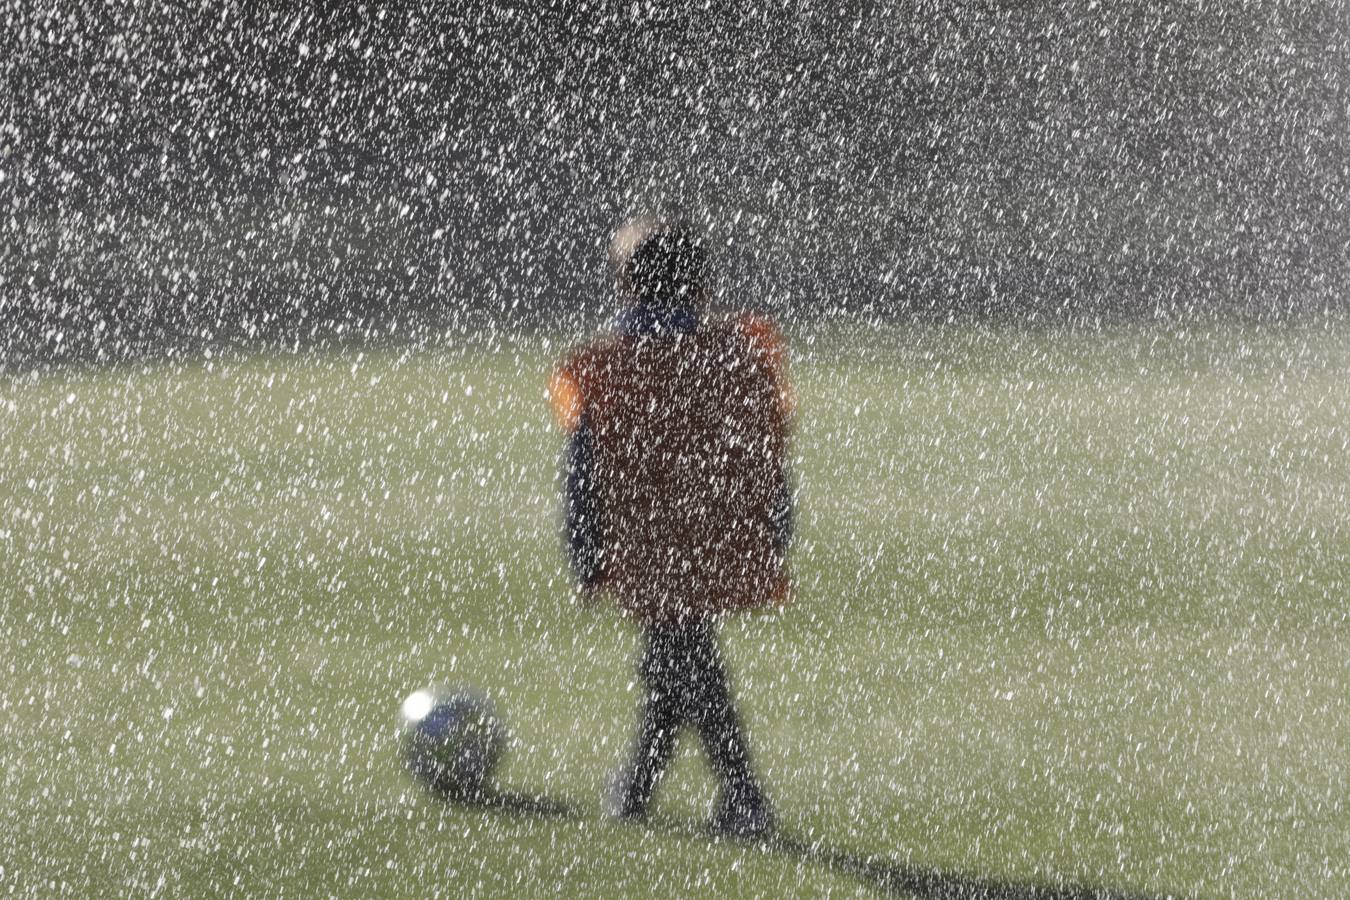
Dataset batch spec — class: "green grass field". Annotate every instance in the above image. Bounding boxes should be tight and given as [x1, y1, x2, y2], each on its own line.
[3, 323, 1347, 897]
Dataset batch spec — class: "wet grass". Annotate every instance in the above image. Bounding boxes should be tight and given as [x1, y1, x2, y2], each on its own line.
[2, 322, 1348, 897]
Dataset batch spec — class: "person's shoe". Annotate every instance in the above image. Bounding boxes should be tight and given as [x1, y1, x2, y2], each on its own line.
[602, 764, 650, 822]
[710, 785, 775, 840]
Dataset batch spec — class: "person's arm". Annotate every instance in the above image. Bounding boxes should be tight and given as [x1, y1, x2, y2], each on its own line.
[550, 369, 603, 590]
[736, 314, 796, 555]
[768, 467, 794, 557]
[737, 313, 796, 425]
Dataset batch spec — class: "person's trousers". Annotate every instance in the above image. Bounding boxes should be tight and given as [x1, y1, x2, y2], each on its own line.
[622, 617, 760, 811]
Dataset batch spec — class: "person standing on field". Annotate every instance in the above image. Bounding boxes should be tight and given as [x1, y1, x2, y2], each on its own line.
[548, 221, 795, 839]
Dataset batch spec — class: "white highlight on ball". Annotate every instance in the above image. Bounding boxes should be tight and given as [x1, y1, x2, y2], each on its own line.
[400, 689, 436, 727]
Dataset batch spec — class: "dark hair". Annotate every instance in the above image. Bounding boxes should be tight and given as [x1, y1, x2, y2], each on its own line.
[624, 225, 708, 308]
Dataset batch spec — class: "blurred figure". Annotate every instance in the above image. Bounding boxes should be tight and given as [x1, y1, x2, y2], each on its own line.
[548, 220, 795, 839]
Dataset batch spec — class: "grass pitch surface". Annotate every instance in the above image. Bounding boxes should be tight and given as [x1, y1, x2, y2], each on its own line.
[3, 323, 1347, 897]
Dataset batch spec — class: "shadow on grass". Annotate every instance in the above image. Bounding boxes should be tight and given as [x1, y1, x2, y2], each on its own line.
[472, 790, 1163, 899]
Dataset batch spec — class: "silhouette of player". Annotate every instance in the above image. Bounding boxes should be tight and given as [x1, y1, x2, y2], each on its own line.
[549, 221, 795, 839]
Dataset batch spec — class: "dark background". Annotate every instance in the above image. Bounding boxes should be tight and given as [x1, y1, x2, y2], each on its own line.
[4, 1, 1347, 366]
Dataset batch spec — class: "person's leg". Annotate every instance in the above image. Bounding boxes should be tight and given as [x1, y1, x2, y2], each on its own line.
[680, 620, 755, 791]
[608, 622, 684, 819]
[681, 619, 775, 837]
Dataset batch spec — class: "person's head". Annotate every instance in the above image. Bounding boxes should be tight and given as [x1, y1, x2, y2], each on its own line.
[624, 224, 709, 311]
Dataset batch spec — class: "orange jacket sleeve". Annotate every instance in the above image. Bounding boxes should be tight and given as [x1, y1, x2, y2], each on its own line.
[737, 313, 796, 423]
[548, 367, 584, 432]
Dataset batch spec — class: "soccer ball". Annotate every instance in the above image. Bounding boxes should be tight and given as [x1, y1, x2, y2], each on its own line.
[398, 687, 508, 803]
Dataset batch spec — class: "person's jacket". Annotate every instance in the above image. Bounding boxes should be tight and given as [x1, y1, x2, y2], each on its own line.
[549, 304, 794, 623]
